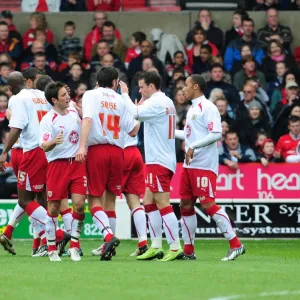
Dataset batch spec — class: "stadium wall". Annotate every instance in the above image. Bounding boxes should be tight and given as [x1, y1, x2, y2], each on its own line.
[12, 11, 300, 50]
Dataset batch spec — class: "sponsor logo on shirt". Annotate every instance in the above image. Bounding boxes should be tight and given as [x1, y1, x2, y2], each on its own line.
[69, 131, 79, 144]
[116, 185, 121, 190]
[208, 121, 214, 131]
[186, 125, 191, 138]
[33, 184, 44, 190]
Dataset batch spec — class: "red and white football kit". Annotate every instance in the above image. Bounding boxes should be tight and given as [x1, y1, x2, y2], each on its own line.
[82, 87, 138, 197]
[9, 89, 51, 192]
[40, 108, 87, 201]
[275, 133, 300, 161]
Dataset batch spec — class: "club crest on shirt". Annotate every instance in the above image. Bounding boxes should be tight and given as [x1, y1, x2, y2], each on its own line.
[43, 133, 50, 142]
[48, 191, 52, 197]
[208, 121, 214, 131]
[69, 131, 79, 144]
[191, 114, 197, 120]
[186, 125, 192, 138]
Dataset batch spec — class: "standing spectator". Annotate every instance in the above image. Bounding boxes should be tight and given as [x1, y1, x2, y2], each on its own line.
[0, 10, 22, 45]
[166, 51, 191, 80]
[192, 45, 213, 75]
[83, 11, 121, 61]
[32, 52, 57, 79]
[215, 96, 234, 125]
[58, 21, 82, 62]
[0, 63, 12, 85]
[257, 8, 293, 51]
[60, 0, 86, 11]
[21, 0, 60, 12]
[224, 17, 265, 73]
[125, 31, 146, 68]
[23, 12, 53, 48]
[253, 0, 279, 10]
[0, 21, 22, 65]
[87, 0, 120, 11]
[225, 10, 249, 48]
[0, 92, 8, 122]
[186, 9, 223, 51]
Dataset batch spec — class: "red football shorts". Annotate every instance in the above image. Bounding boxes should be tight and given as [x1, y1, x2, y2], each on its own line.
[46, 159, 87, 201]
[146, 164, 173, 193]
[122, 146, 145, 195]
[86, 144, 123, 197]
[17, 147, 48, 192]
[11, 148, 23, 177]
[180, 168, 217, 204]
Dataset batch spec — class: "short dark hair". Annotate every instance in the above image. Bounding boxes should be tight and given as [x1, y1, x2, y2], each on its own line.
[174, 50, 184, 58]
[98, 39, 109, 46]
[241, 55, 255, 65]
[0, 91, 9, 100]
[210, 63, 224, 72]
[0, 62, 11, 70]
[102, 21, 116, 30]
[288, 115, 300, 125]
[132, 31, 146, 44]
[33, 52, 46, 60]
[225, 130, 238, 139]
[201, 44, 212, 54]
[175, 76, 186, 84]
[65, 21, 75, 28]
[0, 21, 8, 27]
[35, 75, 53, 91]
[68, 51, 81, 61]
[190, 74, 207, 93]
[45, 81, 65, 106]
[22, 67, 42, 81]
[97, 66, 118, 88]
[173, 67, 185, 75]
[233, 9, 248, 20]
[242, 17, 255, 26]
[192, 27, 206, 39]
[138, 71, 161, 90]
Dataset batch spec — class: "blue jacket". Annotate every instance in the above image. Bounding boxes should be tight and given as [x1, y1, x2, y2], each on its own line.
[224, 37, 265, 72]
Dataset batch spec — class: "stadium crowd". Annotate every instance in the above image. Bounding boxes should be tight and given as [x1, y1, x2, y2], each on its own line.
[0, 6, 300, 197]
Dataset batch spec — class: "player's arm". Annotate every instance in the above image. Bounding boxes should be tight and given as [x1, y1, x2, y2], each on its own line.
[175, 129, 185, 140]
[128, 120, 140, 137]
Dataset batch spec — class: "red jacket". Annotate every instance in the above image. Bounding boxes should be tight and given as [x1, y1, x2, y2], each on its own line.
[275, 133, 300, 160]
[87, 0, 120, 11]
[125, 48, 141, 65]
[84, 27, 121, 61]
[23, 28, 54, 48]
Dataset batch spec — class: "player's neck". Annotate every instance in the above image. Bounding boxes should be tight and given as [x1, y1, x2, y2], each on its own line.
[192, 92, 204, 100]
[53, 106, 68, 116]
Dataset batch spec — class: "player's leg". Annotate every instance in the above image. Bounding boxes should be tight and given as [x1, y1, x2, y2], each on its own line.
[104, 191, 117, 235]
[60, 199, 72, 234]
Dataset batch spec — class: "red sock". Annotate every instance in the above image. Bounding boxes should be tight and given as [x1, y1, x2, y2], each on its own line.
[138, 240, 148, 248]
[56, 229, 65, 242]
[48, 244, 56, 251]
[4, 225, 14, 239]
[104, 233, 113, 243]
[184, 244, 194, 255]
[229, 236, 241, 249]
[70, 240, 80, 249]
[32, 238, 41, 249]
[41, 238, 47, 246]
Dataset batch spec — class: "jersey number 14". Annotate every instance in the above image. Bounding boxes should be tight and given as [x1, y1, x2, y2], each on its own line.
[99, 113, 121, 139]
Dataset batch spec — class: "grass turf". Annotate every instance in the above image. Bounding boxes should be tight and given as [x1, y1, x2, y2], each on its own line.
[0, 240, 300, 300]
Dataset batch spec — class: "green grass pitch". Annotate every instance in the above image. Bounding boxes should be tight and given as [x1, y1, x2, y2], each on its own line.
[1, 240, 300, 300]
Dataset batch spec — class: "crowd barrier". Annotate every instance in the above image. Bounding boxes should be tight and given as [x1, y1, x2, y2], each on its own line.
[0, 163, 299, 239]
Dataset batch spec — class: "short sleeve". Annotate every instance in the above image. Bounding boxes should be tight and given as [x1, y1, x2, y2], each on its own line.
[121, 107, 138, 134]
[39, 117, 53, 147]
[82, 92, 94, 119]
[9, 99, 29, 130]
[204, 104, 222, 133]
[137, 100, 166, 123]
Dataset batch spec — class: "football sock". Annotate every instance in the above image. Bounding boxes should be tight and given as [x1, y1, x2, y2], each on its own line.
[25, 201, 46, 237]
[131, 206, 147, 247]
[144, 204, 162, 249]
[180, 207, 197, 255]
[91, 207, 113, 242]
[46, 213, 58, 252]
[105, 210, 116, 234]
[61, 208, 72, 234]
[4, 204, 25, 239]
[70, 212, 85, 249]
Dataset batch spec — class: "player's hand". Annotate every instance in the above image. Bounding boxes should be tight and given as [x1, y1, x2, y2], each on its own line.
[273, 151, 280, 158]
[0, 152, 8, 173]
[135, 98, 144, 106]
[5, 108, 11, 120]
[75, 147, 87, 163]
[260, 157, 268, 167]
[119, 81, 129, 94]
[185, 148, 194, 165]
[229, 150, 241, 159]
[54, 131, 64, 145]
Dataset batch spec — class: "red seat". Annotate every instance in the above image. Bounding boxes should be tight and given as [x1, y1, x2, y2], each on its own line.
[0, 0, 21, 12]
[122, 6, 181, 11]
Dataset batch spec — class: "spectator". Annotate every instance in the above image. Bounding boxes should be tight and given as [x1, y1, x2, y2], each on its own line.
[165, 67, 185, 98]
[253, 0, 279, 10]
[125, 31, 146, 68]
[0, 53, 13, 66]
[0, 62, 12, 85]
[192, 44, 213, 75]
[242, 77, 270, 105]
[58, 21, 82, 63]
[208, 88, 224, 103]
[219, 131, 257, 169]
[87, 0, 120, 11]
[255, 131, 268, 152]
[102, 21, 127, 61]
[32, 52, 57, 79]
[185, 27, 218, 69]
[0, 85, 12, 98]
[23, 12, 53, 48]
[225, 9, 249, 48]
[83, 11, 121, 61]
[0, 10, 22, 45]
[60, 0, 86, 11]
[231, 44, 254, 76]
[224, 17, 265, 73]
[233, 56, 266, 91]
[258, 138, 282, 167]
[74, 81, 88, 102]
[0, 21, 22, 65]
[257, 8, 293, 51]
[0, 92, 8, 122]
[215, 96, 234, 125]
[291, 0, 300, 9]
[186, 9, 223, 51]
[275, 116, 300, 162]
[166, 51, 191, 80]
[174, 88, 189, 128]
[218, 119, 231, 147]
[205, 64, 241, 110]
[267, 61, 287, 101]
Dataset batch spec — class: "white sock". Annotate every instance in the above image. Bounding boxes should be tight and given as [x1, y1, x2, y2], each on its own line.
[160, 206, 180, 250]
[144, 204, 162, 249]
[105, 211, 116, 234]
[25, 202, 46, 236]
[132, 207, 147, 243]
[71, 212, 85, 245]
[91, 207, 113, 240]
[45, 213, 57, 250]
[181, 211, 197, 246]
[61, 208, 72, 234]
[8, 204, 25, 227]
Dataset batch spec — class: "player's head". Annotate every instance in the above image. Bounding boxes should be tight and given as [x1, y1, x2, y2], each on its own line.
[45, 81, 70, 109]
[22, 67, 42, 89]
[138, 71, 161, 98]
[96, 66, 119, 91]
[35, 75, 53, 91]
[7, 71, 25, 95]
[183, 75, 206, 101]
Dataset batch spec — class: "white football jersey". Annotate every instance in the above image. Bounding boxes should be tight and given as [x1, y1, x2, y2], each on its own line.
[136, 92, 176, 173]
[9, 89, 52, 152]
[40, 108, 81, 162]
[124, 135, 138, 148]
[8, 95, 23, 149]
[82, 87, 137, 148]
[184, 95, 222, 175]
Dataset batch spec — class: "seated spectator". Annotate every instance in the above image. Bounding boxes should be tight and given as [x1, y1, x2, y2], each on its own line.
[167, 51, 191, 80]
[253, 0, 279, 11]
[102, 21, 127, 61]
[255, 131, 268, 152]
[192, 45, 213, 75]
[233, 56, 266, 91]
[186, 9, 223, 51]
[267, 61, 287, 101]
[23, 12, 53, 48]
[262, 39, 296, 82]
[84, 11, 121, 61]
[258, 138, 282, 167]
[275, 116, 300, 162]
[205, 64, 240, 110]
[0, 53, 13, 67]
[165, 67, 185, 98]
[242, 78, 270, 106]
[174, 88, 189, 129]
[60, 0, 86, 11]
[0, 85, 12, 98]
[87, 0, 120, 11]
[0, 21, 22, 65]
[224, 17, 265, 73]
[225, 9, 249, 48]
[208, 88, 224, 104]
[215, 96, 234, 125]
[21, 0, 60, 12]
[32, 52, 57, 79]
[0, 92, 8, 122]
[0, 62, 12, 85]
[185, 27, 218, 69]
[0, 10, 22, 45]
[125, 31, 146, 68]
[218, 119, 231, 147]
[257, 8, 293, 51]
[58, 21, 82, 63]
[219, 131, 257, 169]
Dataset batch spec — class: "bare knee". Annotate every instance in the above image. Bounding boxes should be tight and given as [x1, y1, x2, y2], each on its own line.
[200, 200, 216, 212]
[180, 200, 194, 210]
[48, 201, 61, 216]
[72, 195, 85, 214]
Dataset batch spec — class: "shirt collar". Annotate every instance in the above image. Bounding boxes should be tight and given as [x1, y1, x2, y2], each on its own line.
[150, 91, 163, 98]
[191, 95, 206, 106]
